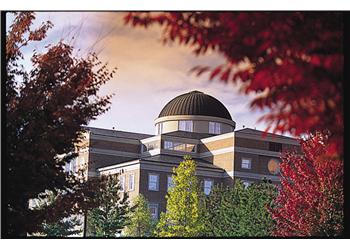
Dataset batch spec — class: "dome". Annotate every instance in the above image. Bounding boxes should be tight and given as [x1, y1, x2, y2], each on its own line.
[158, 91, 232, 120]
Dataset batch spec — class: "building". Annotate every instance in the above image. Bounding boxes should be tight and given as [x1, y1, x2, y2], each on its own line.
[66, 90, 299, 220]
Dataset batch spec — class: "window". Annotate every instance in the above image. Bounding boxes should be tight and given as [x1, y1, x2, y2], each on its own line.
[129, 174, 135, 191]
[173, 142, 186, 151]
[185, 144, 196, 152]
[204, 179, 213, 195]
[71, 160, 76, 173]
[164, 140, 197, 153]
[80, 157, 85, 166]
[209, 122, 221, 134]
[241, 158, 252, 169]
[120, 176, 125, 192]
[242, 181, 251, 189]
[148, 174, 159, 191]
[144, 141, 159, 151]
[164, 140, 173, 149]
[148, 203, 159, 220]
[179, 120, 193, 132]
[69, 158, 78, 173]
[269, 142, 282, 152]
[167, 175, 174, 191]
[155, 123, 163, 135]
[155, 124, 159, 135]
[64, 162, 70, 172]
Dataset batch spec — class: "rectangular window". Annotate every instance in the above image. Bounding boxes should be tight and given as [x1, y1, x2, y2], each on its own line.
[64, 162, 69, 172]
[156, 123, 163, 135]
[164, 140, 173, 150]
[167, 175, 174, 191]
[129, 174, 135, 191]
[71, 160, 76, 173]
[80, 157, 85, 166]
[241, 158, 252, 169]
[120, 175, 125, 192]
[204, 179, 214, 195]
[185, 144, 196, 152]
[164, 141, 196, 153]
[179, 120, 193, 132]
[269, 142, 282, 152]
[215, 123, 221, 134]
[242, 181, 251, 189]
[173, 142, 186, 151]
[148, 174, 159, 191]
[209, 122, 221, 134]
[155, 124, 159, 135]
[145, 141, 159, 151]
[148, 203, 159, 220]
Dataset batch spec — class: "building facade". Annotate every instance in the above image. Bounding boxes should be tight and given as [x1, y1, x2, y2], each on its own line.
[66, 90, 299, 220]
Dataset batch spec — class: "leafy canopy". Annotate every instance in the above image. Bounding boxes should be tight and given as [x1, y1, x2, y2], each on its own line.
[204, 180, 277, 237]
[155, 155, 205, 237]
[5, 12, 115, 237]
[270, 132, 343, 236]
[125, 12, 343, 158]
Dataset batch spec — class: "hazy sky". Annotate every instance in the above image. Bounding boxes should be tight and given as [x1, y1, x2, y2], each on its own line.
[8, 12, 271, 135]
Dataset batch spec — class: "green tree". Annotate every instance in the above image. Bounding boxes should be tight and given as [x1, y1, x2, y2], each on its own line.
[202, 184, 240, 237]
[155, 155, 205, 237]
[30, 190, 83, 237]
[5, 12, 115, 237]
[41, 217, 82, 237]
[235, 180, 277, 236]
[87, 175, 130, 237]
[124, 194, 155, 237]
[204, 180, 277, 237]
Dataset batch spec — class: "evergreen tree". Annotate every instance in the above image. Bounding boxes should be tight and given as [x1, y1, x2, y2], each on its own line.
[30, 190, 83, 237]
[41, 216, 82, 237]
[87, 175, 130, 237]
[124, 194, 155, 237]
[203, 180, 277, 237]
[155, 155, 205, 237]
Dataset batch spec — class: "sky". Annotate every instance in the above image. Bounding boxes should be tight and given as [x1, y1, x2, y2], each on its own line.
[7, 12, 271, 135]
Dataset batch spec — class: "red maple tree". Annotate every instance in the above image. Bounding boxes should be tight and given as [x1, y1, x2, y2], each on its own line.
[270, 132, 343, 237]
[124, 12, 343, 158]
[5, 12, 116, 237]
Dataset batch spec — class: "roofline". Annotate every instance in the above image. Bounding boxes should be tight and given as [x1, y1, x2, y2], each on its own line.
[154, 115, 236, 127]
[97, 157, 223, 173]
[83, 126, 153, 138]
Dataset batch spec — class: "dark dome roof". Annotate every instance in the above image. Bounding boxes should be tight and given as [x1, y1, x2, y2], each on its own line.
[158, 91, 232, 120]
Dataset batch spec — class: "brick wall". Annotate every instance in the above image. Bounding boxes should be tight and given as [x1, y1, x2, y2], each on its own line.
[199, 137, 234, 153]
[90, 139, 140, 153]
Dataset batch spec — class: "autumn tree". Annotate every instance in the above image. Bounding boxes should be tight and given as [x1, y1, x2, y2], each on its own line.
[87, 175, 130, 237]
[203, 180, 277, 237]
[124, 12, 343, 158]
[123, 194, 155, 237]
[155, 156, 205, 237]
[270, 132, 343, 237]
[5, 12, 116, 237]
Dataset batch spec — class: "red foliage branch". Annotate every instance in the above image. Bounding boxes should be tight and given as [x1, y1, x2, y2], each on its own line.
[270, 132, 343, 236]
[124, 12, 343, 158]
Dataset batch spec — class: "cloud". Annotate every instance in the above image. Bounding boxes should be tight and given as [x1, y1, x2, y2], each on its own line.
[10, 12, 274, 135]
